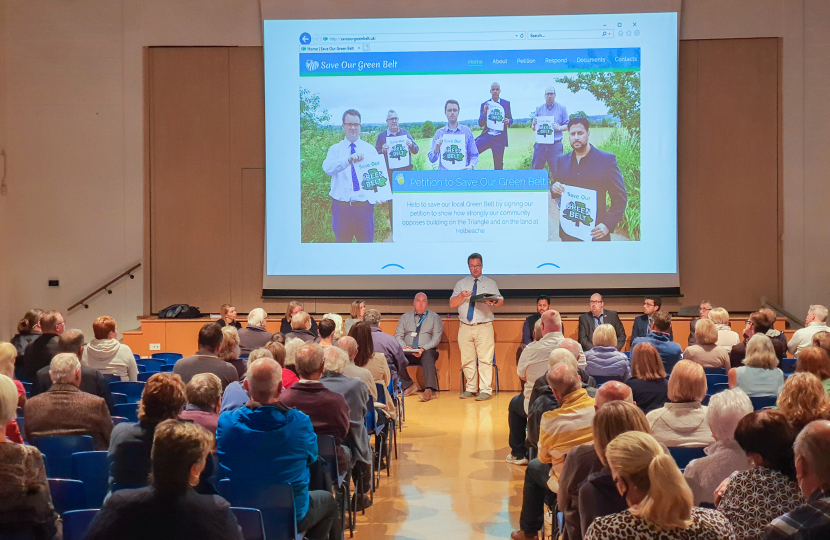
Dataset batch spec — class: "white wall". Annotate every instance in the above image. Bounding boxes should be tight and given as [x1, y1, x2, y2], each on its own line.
[0, 0, 827, 341]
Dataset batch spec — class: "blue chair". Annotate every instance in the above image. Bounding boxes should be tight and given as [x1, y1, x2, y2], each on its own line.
[21, 381, 33, 396]
[112, 403, 139, 422]
[17, 405, 23, 416]
[706, 374, 728, 389]
[136, 359, 165, 372]
[152, 352, 183, 364]
[111, 482, 146, 492]
[62, 509, 99, 540]
[318, 435, 348, 536]
[365, 395, 382, 491]
[31, 435, 95, 478]
[133, 353, 141, 361]
[781, 357, 797, 374]
[219, 479, 297, 540]
[668, 446, 707, 469]
[231, 507, 267, 540]
[458, 355, 500, 395]
[710, 382, 730, 394]
[593, 375, 624, 386]
[750, 395, 778, 410]
[136, 364, 147, 373]
[111, 392, 127, 404]
[703, 367, 726, 375]
[701, 394, 712, 406]
[137, 372, 154, 382]
[101, 373, 120, 383]
[160, 364, 175, 372]
[111, 416, 130, 426]
[72, 451, 108, 508]
[16, 417, 25, 442]
[376, 382, 396, 470]
[48, 478, 87, 514]
[108, 381, 145, 403]
[624, 351, 632, 359]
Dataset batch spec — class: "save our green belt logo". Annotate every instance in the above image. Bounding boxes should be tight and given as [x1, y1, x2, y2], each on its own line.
[537, 122, 554, 138]
[389, 143, 408, 160]
[563, 201, 594, 227]
[488, 107, 504, 123]
[361, 168, 387, 192]
[442, 144, 464, 164]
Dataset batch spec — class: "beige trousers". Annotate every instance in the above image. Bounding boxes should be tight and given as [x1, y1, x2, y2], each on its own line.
[458, 321, 495, 394]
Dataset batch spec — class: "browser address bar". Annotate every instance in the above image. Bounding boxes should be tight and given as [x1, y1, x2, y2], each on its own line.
[324, 31, 528, 43]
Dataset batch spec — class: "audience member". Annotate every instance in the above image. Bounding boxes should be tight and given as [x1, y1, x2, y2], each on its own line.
[270, 332, 286, 345]
[19, 310, 65, 382]
[280, 301, 319, 337]
[578, 294, 626, 352]
[812, 330, 830, 358]
[286, 311, 321, 343]
[11, 308, 43, 358]
[646, 360, 713, 447]
[765, 420, 830, 539]
[284, 337, 304, 376]
[343, 299, 366, 336]
[788, 305, 830, 358]
[32, 329, 115, 412]
[263, 341, 297, 388]
[631, 311, 682, 372]
[511, 364, 596, 540]
[522, 295, 551, 346]
[238, 308, 274, 355]
[796, 346, 830, 394]
[82, 316, 139, 381]
[731, 311, 787, 366]
[585, 324, 630, 379]
[364, 308, 408, 388]
[0, 373, 58, 540]
[174, 322, 239, 389]
[322, 313, 345, 340]
[216, 303, 242, 329]
[687, 300, 713, 347]
[0, 343, 24, 444]
[684, 388, 754, 505]
[24, 353, 112, 449]
[716, 410, 804, 540]
[624, 342, 669, 414]
[337, 336, 377, 401]
[319, 346, 372, 505]
[318, 317, 338, 347]
[219, 325, 246, 380]
[728, 334, 785, 397]
[394, 293, 444, 401]
[776, 372, 830, 433]
[558, 337, 587, 368]
[217, 357, 336, 540]
[180, 372, 223, 434]
[682, 318, 730, 370]
[558, 387, 640, 540]
[86, 419, 242, 540]
[220, 348, 274, 413]
[108, 373, 189, 489]
[631, 296, 673, 341]
[279, 343, 351, 473]
[584, 431, 733, 540]
[710, 307, 741, 354]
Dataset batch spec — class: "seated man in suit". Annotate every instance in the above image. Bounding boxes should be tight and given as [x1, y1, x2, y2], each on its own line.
[522, 296, 551, 347]
[394, 293, 444, 402]
[632, 296, 673, 342]
[632, 311, 683, 372]
[550, 117, 627, 242]
[33, 329, 115, 412]
[687, 300, 713, 346]
[24, 352, 113, 449]
[577, 294, 626, 352]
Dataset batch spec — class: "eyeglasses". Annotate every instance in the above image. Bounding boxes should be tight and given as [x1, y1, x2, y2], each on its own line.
[469, 264, 482, 269]
[343, 123, 361, 129]
[387, 117, 399, 121]
[590, 300, 603, 305]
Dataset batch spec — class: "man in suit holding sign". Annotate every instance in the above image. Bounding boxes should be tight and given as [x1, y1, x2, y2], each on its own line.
[475, 82, 512, 170]
[531, 86, 569, 179]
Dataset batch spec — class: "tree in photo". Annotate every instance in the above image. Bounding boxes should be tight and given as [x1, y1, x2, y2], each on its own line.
[556, 72, 640, 138]
[421, 120, 435, 139]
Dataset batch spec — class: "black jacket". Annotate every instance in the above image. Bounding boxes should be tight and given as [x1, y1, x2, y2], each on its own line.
[578, 310, 626, 351]
[19, 334, 60, 382]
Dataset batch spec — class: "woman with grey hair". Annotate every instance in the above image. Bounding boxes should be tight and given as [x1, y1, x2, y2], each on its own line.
[683, 388, 754, 505]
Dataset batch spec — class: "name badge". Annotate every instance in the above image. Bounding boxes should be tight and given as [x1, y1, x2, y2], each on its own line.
[411, 332, 418, 337]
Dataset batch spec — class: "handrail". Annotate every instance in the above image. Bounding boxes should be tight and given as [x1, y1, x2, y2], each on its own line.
[760, 296, 804, 329]
[68, 263, 141, 311]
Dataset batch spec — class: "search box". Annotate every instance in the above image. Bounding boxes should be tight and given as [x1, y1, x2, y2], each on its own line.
[324, 31, 527, 43]
[527, 30, 614, 40]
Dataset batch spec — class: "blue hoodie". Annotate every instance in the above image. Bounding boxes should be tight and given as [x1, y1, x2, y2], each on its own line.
[632, 332, 683, 372]
[216, 403, 317, 521]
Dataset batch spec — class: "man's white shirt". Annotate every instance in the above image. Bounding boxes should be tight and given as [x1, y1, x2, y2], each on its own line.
[788, 321, 830, 357]
[517, 332, 565, 411]
[452, 275, 501, 324]
[322, 137, 379, 202]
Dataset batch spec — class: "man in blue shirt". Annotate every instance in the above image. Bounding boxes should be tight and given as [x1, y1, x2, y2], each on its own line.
[532, 86, 569, 180]
[475, 82, 512, 170]
[428, 100, 479, 170]
[632, 311, 682, 372]
[216, 357, 336, 540]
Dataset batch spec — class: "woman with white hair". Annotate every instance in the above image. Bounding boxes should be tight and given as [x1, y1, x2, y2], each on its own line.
[283, 337, 304, 377]
[728, 334, 785, 397]
[684, 388, 754, 505]
[709, 308, 741, 354]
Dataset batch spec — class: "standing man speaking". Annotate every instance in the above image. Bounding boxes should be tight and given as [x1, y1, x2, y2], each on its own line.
[450, 253, 503, 401]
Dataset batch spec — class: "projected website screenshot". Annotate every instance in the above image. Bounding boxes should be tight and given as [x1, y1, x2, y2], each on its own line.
[263, 13, 678, 288]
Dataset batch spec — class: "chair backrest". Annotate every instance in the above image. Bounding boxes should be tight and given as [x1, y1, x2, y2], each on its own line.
[781, 357, 797, 374]
[230, 507, 267, 540]
[62, 509, 99, 540]
[219, 479, 297, 540]
[705, 374, 728, 389]
[108, 381, 145, 403]
[703, 367, 727, 375]
[375, 383, 387, 405]
[101, 373, 120, 383]
[592, 375, 624, 386]
[137, 372, 154, 382]
[317, 434, 340, 487]
[48, 478, 87, 514]
[112, 403, 140, 422]
[365, 395, 376, 432]
[750, 395, 778, 410]
[668, 446, 707, 469]
[136, 359, 166, 372]
[133, 353, 141, 361]
[16, 417, 25, 441]
[160, 364, 175, 372]
[111, 482, 146, 492]
[111, 392, 128, 405]
[110, 416, 131, 426]
[31, 435, 95, 478]
[711, 382, 730, 394]
[151, 352, 183, 363]
[72, 451, 109, 508]
[136, 364, 147, 373]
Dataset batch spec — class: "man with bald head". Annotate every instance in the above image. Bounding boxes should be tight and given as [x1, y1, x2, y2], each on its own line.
[395, 293, 444, 402]
[338, 336, 377, 401]
[577, 293, 626, 352]
[765, 420, 830, 539]
[217, 357, 336, 540]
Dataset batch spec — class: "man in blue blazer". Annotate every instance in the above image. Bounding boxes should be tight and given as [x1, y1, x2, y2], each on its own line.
[631, 296, 674, 342]
[476, 82, 512, 170]
[550, 117, 627, 241]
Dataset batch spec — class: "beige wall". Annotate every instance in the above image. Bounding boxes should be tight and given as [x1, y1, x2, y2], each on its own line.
[1, 0, 828, 341]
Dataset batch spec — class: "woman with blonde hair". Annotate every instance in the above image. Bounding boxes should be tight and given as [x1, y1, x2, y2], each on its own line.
[0, 343, 25, 443]
[280, 301, 319, 337]
[682, 318, 730, 370]
[323, 313, 345, 340]
[343, 300, 366, 336]
[219, 326, 245, 380]
[624, 342, 669, 414]
[728, 334, 784, 397]
[646, 360, 713, 447]
[708, 308, 741, 353]
[216, 304, 241, 330]
[776, 372, 830, 433]
[796, 345, 830, 394]
[585, 324, 630, 379]
[584, 431, 734, 540]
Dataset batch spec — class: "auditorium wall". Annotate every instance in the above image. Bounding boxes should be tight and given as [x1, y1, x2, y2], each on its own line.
[0, 0, 828, 341]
